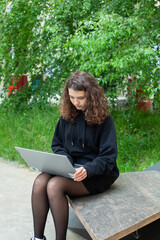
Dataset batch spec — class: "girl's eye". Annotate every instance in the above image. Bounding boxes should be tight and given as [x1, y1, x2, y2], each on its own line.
[69, 96, 85, 100]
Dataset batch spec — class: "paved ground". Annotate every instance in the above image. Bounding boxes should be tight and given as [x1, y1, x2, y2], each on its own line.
[0, 158, 86, 240]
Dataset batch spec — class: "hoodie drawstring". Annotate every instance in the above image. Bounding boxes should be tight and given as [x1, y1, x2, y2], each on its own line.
[71, 114, 86, 148]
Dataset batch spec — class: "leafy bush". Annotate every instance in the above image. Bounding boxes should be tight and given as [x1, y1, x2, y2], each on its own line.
[0, 0, 159, 111]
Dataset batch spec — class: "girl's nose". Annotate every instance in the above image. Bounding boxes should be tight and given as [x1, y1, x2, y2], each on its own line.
[74, 98, 79, 104]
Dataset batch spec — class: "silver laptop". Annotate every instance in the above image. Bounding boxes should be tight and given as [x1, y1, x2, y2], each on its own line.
[15, 147, 77, 179]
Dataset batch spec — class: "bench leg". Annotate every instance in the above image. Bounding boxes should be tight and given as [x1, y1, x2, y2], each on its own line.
[132, 230, 140, 239]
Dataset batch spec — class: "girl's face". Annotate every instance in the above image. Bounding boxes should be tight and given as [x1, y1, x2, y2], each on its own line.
[68, 88, 87, 111]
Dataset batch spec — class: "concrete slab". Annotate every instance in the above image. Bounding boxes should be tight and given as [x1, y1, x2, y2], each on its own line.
[0, 158, 86, 240]
[68, 171, 160, 240]
[144, 162, 160, 171]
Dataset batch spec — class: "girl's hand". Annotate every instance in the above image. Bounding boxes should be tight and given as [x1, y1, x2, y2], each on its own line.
[73, 167, 87, 182]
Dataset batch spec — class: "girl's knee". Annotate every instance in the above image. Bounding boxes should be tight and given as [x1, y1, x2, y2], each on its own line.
[33, 173, 51, 194]
[47, 176, 64, 197]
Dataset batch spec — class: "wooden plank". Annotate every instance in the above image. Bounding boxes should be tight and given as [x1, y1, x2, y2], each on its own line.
[68, 171, 160, 240]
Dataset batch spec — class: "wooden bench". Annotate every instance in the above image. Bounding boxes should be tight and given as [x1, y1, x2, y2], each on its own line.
[68, 170, 160, 240]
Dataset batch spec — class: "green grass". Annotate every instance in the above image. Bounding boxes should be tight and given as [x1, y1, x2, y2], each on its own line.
[0, 105, 60, 164]
[0, 105, 159, 172]
[112, 110, 160, 172]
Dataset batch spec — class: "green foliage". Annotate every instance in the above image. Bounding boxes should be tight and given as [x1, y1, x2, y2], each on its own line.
[0, 1, 46, 77]
[65, 9, 159, 105]
[0, 0, 159, 111]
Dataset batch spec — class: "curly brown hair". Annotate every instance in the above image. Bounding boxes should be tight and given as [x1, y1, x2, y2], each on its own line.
[60, 70, 109, 125]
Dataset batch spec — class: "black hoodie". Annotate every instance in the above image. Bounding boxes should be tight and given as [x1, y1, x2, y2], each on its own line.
[51, 112, 119, 181]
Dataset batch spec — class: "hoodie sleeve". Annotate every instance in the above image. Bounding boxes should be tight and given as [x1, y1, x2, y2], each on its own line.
[51, 117, 74, 165]
[84, 115, 117, 178]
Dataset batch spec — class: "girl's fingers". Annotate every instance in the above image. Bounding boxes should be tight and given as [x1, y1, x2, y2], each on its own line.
[74, 167, 87, 181]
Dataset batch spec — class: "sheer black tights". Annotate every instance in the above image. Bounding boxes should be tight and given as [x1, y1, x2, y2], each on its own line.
[31, 173, 90, 240]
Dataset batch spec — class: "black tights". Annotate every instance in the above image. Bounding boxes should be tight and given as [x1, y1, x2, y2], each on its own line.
[31, 173, 90, 240]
